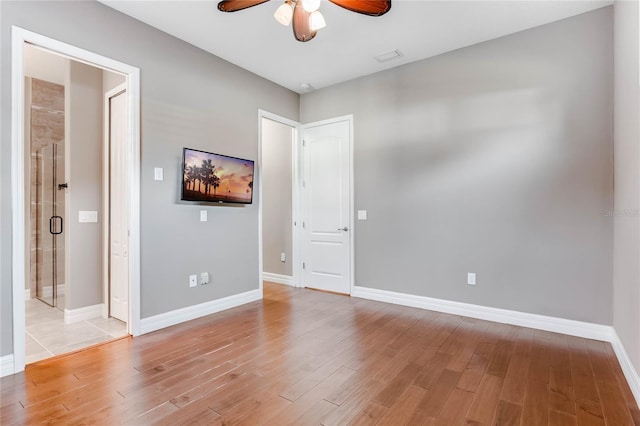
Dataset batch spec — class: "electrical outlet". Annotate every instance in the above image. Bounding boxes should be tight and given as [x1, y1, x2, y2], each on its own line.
[467, 273, 476, 286]
[200, 272, 210, 285]
[280, 253, 286, 262]
[189, 274, 198, 288]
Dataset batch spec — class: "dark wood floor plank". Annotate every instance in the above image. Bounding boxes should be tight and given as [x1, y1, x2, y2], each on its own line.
[549, 409, 578, 426]
[263, 365, 354, 424]
[411, 368, 461, 421]
[347, 401, 388, 426]
[321, 378, 386, 426]
[521, 377, 549, 426]
[376, 385, 427, 426]
[447, 321, 490, 373]
[487, 339, 515, 379]
[231, 395, 291, 426]
[595, 379, 636, 425]
[434, 388, 474, 425]
[576, 400, 606, 426]
[501, 329, 533, 395]
[1, 282, 636, 425]
[492, 399, 522, 426]
[567, 336, 602, 406]
[414, 352, 452, 390]
[372, 362, 423, 407]
[457, 352, 490, 393]
[466, 374, 504, 424]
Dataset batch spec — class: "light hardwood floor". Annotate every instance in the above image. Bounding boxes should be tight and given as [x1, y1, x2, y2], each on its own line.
[1, 282, 638, 425]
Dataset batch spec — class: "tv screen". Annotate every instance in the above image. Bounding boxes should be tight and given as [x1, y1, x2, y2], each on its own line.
[181, 147, 254, 204]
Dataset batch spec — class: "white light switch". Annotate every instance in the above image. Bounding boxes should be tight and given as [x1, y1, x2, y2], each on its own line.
[154, 167, 164, 181]
[357, 210, 367, 220]
[200, 210, 207, 222]
[280, 252, 286, 262]
[79, 211, 98, 223]
[467, 273, 476, 286]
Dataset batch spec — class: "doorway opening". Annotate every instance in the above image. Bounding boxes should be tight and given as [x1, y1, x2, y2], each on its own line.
[257, 111, 354, 295]
[258, 111, 301, 289]
[11, 27, 141, 375]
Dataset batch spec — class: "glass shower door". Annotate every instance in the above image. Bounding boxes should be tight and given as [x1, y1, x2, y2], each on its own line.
[36, 144, 62, 307]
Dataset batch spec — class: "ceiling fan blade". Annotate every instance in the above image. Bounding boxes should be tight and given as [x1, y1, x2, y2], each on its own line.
[292, 1, 317, 42]
[328, 0, 391, 16]
[217, 0, 270, 12]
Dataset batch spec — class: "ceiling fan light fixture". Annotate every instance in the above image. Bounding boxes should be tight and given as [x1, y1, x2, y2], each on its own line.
[274, 1, 294, 26]
[309, 10, 326, 31]
[218, 0, 391, 42]
[302, 0, 321, 13]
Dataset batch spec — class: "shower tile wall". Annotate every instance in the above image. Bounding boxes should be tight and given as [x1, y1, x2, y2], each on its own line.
[30, 78, 65, 303]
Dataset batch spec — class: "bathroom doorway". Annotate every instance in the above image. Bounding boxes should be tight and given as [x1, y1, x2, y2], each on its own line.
[22, 44, 129, 364]
[11, 27, 141, 374]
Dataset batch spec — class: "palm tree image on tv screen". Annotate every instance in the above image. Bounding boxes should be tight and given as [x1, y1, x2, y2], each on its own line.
[182, 148, 254, 204]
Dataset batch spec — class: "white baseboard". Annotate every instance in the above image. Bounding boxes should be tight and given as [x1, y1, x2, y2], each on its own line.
[352, 286, 612, 342]
[610, 329, 640, 407]
[64, 303, 104, 324]
[1, 354, 15, 377]
[263, 272, 293, 286]
[24, 289, 31, 300]
[140, 289, 262, 335]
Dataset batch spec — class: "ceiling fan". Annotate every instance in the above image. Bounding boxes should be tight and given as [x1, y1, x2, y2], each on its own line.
[218, 0, 392, 42]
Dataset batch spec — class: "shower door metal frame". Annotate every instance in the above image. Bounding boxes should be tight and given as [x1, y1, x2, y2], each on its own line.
[36, 143, 64, 308]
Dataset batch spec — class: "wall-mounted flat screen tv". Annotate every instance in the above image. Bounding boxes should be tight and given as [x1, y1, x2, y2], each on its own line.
[181, 147, 254, 204]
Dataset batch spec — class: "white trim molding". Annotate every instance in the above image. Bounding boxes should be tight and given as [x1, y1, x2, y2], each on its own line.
[64, 304, 104, 324]
[263, 272, 294, 286]
[610, 330, 640, 407]
[1, 355, 15, 378]
[352, 286, 612, 341]
[140, 289, 262, 335]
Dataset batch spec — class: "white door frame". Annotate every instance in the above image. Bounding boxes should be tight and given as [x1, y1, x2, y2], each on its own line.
[103, 83, 128, 321]
[300, 115, 355, 294]
[257, 110, 302, 289]
[11, 26, 141, 375]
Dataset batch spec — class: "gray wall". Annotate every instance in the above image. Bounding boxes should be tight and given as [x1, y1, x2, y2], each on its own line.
[261, 118, 293, 277]
[66, 61, 103, 310]
[613, 0, 640, 374]
[301, 7, 614, 324]
[0, 1, 299, 356]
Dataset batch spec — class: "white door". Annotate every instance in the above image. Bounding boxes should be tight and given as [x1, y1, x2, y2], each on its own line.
[108, 87, 129, 322]
[301, 117, 352, 294]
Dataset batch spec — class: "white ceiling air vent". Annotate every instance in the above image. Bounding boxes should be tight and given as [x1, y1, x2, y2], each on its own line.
[374, 49, 404, 63]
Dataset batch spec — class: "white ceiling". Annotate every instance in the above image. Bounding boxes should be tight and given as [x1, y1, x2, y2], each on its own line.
[99, 0, 612, 93]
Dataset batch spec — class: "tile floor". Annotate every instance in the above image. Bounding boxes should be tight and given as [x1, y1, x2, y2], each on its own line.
[25, 298, 128, 364]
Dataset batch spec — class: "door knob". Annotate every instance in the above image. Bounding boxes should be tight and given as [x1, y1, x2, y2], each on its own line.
[338, 227, 349, 231]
